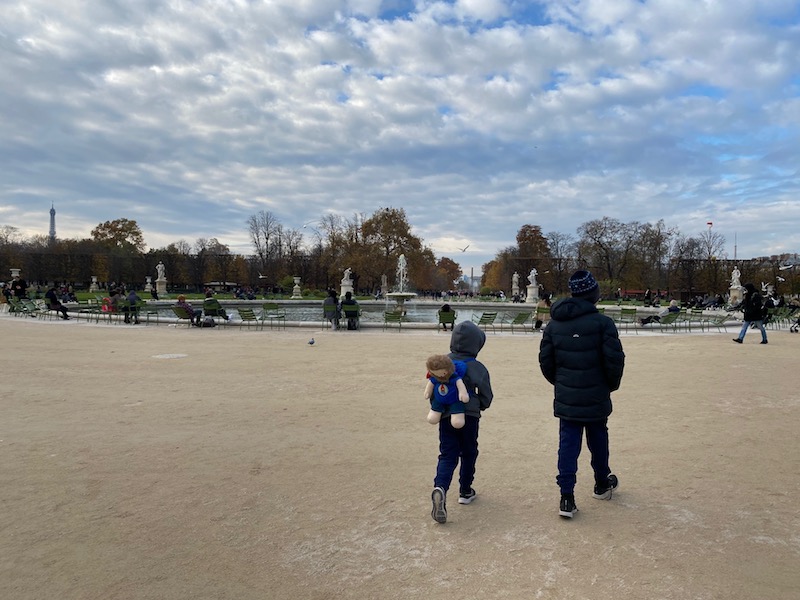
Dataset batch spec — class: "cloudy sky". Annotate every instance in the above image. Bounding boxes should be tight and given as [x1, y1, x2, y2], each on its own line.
[2, 0, 799, 275]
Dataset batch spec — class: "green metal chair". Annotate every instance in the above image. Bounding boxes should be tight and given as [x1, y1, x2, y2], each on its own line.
[383, 311, 404, 331]
[262, 302, 287, 329]
[502, 311, 532, 334]
[437, 309, 457, 332]
[171, 305, 196, 328]
[203, 298, 229, 324]
[471, 311, 497, 333]
[237, 307, 263, 330]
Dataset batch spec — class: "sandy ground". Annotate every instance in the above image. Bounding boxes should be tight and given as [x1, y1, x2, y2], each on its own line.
[1, 314, 798, 600]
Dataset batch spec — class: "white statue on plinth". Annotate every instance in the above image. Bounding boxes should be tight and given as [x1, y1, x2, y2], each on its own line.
[342, 267, 352, 283]
[730, 266, 741, 289]
[525, 268, 539, 304]
[156, 261, 166, 281]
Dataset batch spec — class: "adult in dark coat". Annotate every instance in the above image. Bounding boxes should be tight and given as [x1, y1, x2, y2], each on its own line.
[539, 270, 625, 518]
[44, 285, 70, 320]
[732, 283, 768, 344]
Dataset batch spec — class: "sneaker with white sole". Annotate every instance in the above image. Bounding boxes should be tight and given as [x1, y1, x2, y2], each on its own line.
[559, 494, 578, 518]
[458, 488, 477, 504]
[592, 474, 619, 500]
[431, 487, 447, 523]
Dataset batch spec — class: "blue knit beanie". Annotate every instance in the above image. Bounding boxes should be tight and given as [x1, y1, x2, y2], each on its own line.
[568, 270, 599, 297]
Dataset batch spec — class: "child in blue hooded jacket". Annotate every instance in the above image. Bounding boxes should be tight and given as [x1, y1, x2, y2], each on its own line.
[429, 321, 493, 524]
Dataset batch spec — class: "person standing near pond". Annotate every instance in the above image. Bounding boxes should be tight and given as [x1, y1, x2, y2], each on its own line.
[12, 274, 28, 299]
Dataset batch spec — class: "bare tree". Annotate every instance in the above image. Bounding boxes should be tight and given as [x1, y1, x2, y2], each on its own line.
[671, 234, 704, 298]
[546, 231, 577, 294]
[577, 217, 644, 286]
[247, 210, 281, 276]
[698, 227, 727, 293]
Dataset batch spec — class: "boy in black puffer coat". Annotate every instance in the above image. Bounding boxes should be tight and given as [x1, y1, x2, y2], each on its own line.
[539, 271, 625, 518]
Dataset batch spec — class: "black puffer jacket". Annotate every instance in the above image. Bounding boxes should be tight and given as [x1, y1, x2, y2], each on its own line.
[539, 297, 625, 422]
[741, 283, 764, 321]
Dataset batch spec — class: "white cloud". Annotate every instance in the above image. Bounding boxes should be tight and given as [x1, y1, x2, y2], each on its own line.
[0, 0, 798, 274]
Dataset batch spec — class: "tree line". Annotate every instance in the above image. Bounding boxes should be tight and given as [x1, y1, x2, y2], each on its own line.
[1, 212, 796, 298]
[482, 218, 797, 299]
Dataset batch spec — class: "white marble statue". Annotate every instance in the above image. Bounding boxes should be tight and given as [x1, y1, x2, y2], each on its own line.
[512, 272, 519, 287]
[528, 268, 538, 287]
[730, 266, 741, 288]
[343, 267, 352, 282]
[156, 261, 166, 280]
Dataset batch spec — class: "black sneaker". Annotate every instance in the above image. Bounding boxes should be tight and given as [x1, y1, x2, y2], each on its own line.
[458, 488, 477, 505]
[732, 338, 743, 344]
[760, 340, 768, 344]
[559, 494, 577, 518]
[593, 474, 619, 500]
[431, 487, 447, 523]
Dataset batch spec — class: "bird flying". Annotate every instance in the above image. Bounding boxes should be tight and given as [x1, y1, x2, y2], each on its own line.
[458, 245, 470, 252]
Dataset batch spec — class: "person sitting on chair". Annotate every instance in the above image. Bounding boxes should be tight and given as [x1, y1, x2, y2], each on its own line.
[439, 303, 455, 331]
[639, 299, 679, 325]
[322, 289, 340, 330]
[44, 284, 70, 320]
[176, 295, 202, 326]
[125, 288, 142, 324]
[340, 291, 360, 330]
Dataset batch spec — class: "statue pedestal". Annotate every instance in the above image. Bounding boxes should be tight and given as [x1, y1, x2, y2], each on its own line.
[340, 280, 354, 299]
[156, 278, 167, 296]
[525, 284, 539, 304]
[729, 286, 742, 305]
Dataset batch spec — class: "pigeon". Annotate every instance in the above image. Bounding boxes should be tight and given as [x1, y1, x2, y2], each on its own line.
[308, 338, 315, 345]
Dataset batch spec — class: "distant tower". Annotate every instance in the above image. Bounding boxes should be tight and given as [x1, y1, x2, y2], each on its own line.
[49, 203, 56, 242]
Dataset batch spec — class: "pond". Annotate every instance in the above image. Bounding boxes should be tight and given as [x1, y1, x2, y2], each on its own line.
[149, 299, 531, 324]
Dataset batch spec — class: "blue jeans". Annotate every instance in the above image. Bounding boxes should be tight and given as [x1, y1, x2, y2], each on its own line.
[434, 415, 479, 493]
[737, 320, 767, 342]
[557, 419, 610, 495]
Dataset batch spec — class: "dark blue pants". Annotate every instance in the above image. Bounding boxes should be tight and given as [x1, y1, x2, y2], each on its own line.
[557, 418, 610, 495]
[434, 415, 479, 493]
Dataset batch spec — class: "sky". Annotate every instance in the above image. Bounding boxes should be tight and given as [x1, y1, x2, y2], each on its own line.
[1, 0, 799, 276]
